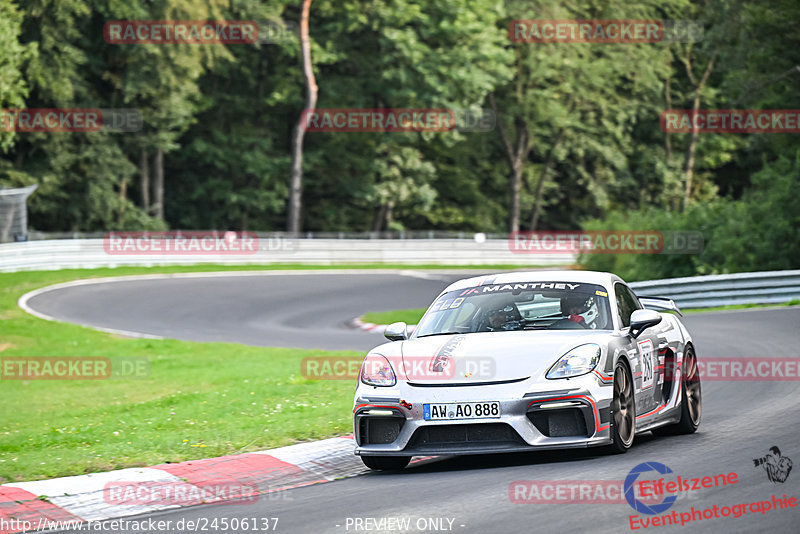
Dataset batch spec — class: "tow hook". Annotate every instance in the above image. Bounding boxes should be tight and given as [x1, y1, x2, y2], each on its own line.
[400, 400, 412, 410]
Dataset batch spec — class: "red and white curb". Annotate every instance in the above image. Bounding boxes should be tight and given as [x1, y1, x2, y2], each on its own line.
[348, 317, 417, 335]
[349, 317, 388, 334]
[0, 436, 366, 533]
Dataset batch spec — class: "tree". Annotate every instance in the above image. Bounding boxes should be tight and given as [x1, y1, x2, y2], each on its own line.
[0, 1, 31, 153]
[287, 0, 317, 234]
[493, 0, 682, 231]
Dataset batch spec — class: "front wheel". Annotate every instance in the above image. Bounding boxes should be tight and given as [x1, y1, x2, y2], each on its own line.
[606, 360, 635, 454]
[653, 347, 702, 436]
[361, 455, 411, 471]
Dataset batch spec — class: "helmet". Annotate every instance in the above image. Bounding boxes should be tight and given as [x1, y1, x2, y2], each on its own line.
[562, 295, 599, 328]
[488, 304, 522, 330]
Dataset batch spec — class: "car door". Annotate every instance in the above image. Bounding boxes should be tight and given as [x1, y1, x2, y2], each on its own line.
[614, 282, 662, 416]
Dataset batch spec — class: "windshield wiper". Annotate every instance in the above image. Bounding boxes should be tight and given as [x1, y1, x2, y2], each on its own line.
[416, 331, 464, 338]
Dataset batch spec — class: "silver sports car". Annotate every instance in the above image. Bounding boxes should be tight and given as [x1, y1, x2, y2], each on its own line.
[353, 271, 701, 470]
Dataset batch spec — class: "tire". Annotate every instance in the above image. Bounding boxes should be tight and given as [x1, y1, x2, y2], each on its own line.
[361, 455, 411, 471]
[606, 359, 635, 454]
[652, 347, 702, 436]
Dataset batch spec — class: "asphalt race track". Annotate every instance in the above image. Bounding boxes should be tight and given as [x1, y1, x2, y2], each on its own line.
[26, 271, 800, 534]
[24, 271, 468, 351]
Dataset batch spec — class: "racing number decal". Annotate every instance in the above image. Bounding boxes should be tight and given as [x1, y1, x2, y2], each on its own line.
[638, 339, 655, 389]
[432, 297, 465, 311]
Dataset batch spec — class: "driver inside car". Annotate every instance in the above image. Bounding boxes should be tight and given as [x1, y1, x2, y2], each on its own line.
[560, 294, 600, 329]
[486, 304, 523, 331]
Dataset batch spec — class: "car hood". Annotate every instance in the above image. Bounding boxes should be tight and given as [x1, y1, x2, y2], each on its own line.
[396, 330, 611, 384]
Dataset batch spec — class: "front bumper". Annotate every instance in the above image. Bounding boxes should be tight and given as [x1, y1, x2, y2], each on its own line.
[353, 375, 614, 457]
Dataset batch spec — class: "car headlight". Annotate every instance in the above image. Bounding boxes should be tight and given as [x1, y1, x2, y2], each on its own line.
[546, 344, 601, 379]
[360, 354, 396, 387]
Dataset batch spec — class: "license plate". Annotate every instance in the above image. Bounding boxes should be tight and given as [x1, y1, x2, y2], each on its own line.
[423, 402, 501, 421]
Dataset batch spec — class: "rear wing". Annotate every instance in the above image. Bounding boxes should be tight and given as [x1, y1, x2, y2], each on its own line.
[638, 296, 683, 317]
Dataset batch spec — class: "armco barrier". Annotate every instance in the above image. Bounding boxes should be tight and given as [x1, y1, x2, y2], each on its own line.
[2, 240, 798, 309]
[630, 270, 800, 309]
[0, 238, 572, 272]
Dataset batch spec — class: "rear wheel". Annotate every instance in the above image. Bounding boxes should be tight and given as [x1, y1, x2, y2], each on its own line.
[653, 347, 701, 436]
[606, 360, 635, 454]
[361, 455, 411, 471]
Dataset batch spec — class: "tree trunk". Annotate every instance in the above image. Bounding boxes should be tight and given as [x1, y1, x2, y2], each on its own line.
[680, 48, 716, 211]
[489, 93, 530, 233]
[682, 91, 702, 211]
[529, 129, 565, 230]
[664, 75, 673, 163]
[287, 0, 318, 234]
[372, 203, 388, 232]
[509, 163, 522, 232]
[153, 147, 164, 220]
[140, 148, 150, 212]
[118, 178, 127, 226]
[385, 202, 394, 230]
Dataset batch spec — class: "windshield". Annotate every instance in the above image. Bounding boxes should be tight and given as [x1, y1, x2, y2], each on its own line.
[414, 281, 613, 337]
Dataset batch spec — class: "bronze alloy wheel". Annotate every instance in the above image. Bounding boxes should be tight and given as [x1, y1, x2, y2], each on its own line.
[683, 349, 702, 426]
[610, 361, 635, 451]
[652, 347, 702, 436]
[611, 365, 636, 448]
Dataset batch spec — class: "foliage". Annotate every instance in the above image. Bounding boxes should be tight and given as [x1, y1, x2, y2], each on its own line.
[580, 153, 800, 280]
[0, 0, 798, 275]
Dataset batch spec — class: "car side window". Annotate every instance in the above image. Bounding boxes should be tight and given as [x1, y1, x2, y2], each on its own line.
[453, 302, 476, 328]
[615, 283, 641, 327]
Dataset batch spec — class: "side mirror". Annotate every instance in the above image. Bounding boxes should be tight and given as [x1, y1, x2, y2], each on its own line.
[629, 309, 662, 339]
[384, 322, 408, 341]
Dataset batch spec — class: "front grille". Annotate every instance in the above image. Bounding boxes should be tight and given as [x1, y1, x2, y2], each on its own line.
[408, 377, 529, 388]
[408, 423, 525, 448]
[528, 408, 589, 437]
[359, 417, 404, 445]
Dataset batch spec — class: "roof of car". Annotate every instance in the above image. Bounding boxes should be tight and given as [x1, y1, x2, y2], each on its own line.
[442, 270, 624, 293]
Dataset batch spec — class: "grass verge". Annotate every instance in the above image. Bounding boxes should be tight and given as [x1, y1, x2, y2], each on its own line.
[682, 300, 800, 314]
[2, 264, 504, 483]
[361, 308, 427, 325]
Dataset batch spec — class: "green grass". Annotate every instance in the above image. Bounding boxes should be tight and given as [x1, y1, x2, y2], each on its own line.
[683, 300, 800, 314]
[361, 308, 427, 325]
[0, 261, 658, 483]
[2, 264, 507, 483]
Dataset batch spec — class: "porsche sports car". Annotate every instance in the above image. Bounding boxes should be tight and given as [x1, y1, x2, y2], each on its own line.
[353, 271, 701, 470]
